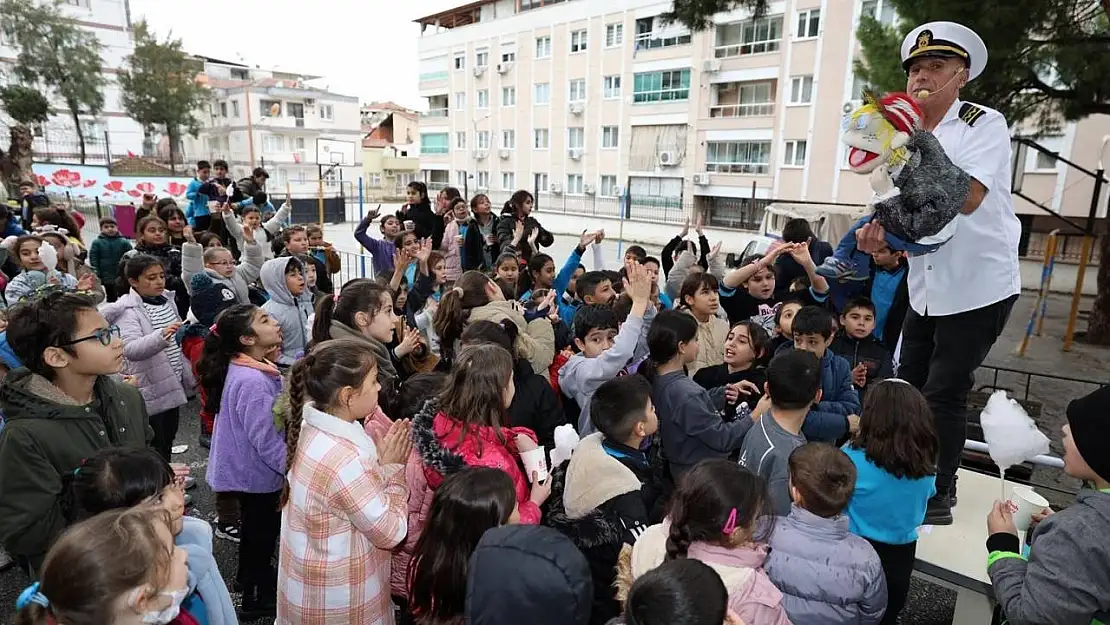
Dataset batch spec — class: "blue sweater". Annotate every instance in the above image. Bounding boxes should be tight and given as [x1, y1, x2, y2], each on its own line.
[843, 445, 936, 545]
[798, 349, 861, 443]
[184, 179, 211, 225]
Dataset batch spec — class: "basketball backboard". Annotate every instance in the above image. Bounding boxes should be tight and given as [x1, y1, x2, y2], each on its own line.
[315, 138, 356, 165]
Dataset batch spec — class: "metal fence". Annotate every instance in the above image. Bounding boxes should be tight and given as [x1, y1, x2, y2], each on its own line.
[1025, 231, 1103, 264]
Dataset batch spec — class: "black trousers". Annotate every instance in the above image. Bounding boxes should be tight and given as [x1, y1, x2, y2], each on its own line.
[193, 213, 213, 232]
[103, 283, 118, 303]
[867, 538, 917, 625]
[897, 295, 1017, 495]
[238, 491, 281, 597]
[149, 407, 180, 462]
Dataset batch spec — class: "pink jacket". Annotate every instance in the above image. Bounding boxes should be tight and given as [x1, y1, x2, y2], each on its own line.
[441, 219, 463, 282]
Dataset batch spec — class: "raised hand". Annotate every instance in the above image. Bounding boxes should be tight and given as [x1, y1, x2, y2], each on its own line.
[695, 212, 705, 235]
[512, 220, 525, 244]
[578, 230, 596, 249]
[182, 225, 196, 244]
[788, 241, 814, 266]
[76, 273, 95, 291]
[242, 224, 256, 244]
[538, 288, 556, 314]
[376, 419, 413, 466]
[527, 225, 540, 248]
[708, 240, 723, 260]
[392, 248, 408, 273]
[395, 325, 422, 358]
[679, 217, 690, 239]
[625, 262, 652, 302]
[594, 229, 605, 245]
[414, 238, 433, 264]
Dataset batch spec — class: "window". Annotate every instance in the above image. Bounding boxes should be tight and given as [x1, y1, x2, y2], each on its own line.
[260, 99, 281, 117]
[783, 140, 807, 166]
[789, 75, 814, 104]
[714, 16, 783, 57]
[476, 131, 490, 150]
[705, 141, 772, 174]
[501, 50, 516, 63]
[605, 23, 624, 47]
[1031, 136, 1064, 170]
[219, 102, 227, 117]
[603, 75, 622, 99]
[456, 170, 468, 187]
[455, 131, 467, 150]
[534, 172, 549, 192]
[454, 54, 465, 70]
[477, 170, 490, 189]
[796, 9, 820, 38]
[567, 174, 584, 194]
[534, 128, 550, 149]
[634, 16, 693, 50]
[454, 92, 467, 110]
[860, 0, 896, 25]
[633, 70, 691, 103]
[231, 100, 240, 117]
[570, 29, 588, 53]
[421, 133, 450, 155]
[262, 134, 285, 152]
[476, 50, 489, 67]
[569, 79, 586, 102]
[502, 172, 516, 190]
[535, 36, 552, 58]
[850, 75, 870, 101]
[710, 81, 774, 117]
[477, 89, 489, 108]
[368, 173, 382, 188]
[501, 86, 516, 106]
[320, 104, 334, 120]
[601, 126, 619, 149]
[600, 175, 619, 196]
[568, 127, 585, 150]
[293, 137, 306, 158]
[534, 82, 550, 105]
[502, 130, 516, 149]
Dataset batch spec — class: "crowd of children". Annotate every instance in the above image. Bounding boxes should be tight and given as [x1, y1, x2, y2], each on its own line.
[0, 176, 1107, 625]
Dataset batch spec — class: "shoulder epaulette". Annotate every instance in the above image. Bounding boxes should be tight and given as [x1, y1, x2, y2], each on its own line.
[958, 102, 986, 127]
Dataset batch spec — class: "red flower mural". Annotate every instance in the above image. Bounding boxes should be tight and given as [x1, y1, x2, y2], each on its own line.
[35, 174, 48, 187]
[127, 189, 143, 197]
[104, 181, 124, 193]
[82, 179, 96, 188]
[136, 182, 154, 194]
[51, 169, 82, 188]
[164, 182, 187, 197]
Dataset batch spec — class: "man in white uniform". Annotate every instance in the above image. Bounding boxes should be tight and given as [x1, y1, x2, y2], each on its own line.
[857, 22, 1022, 525]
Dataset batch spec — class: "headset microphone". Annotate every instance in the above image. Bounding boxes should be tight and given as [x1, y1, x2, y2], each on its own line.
[916, 66, 965, 99]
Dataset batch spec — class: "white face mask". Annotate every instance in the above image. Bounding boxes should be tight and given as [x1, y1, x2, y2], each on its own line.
[136, 587, 189, 625]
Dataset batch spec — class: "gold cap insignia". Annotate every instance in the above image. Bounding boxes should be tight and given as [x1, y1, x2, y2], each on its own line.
[917, 30, 932, 49]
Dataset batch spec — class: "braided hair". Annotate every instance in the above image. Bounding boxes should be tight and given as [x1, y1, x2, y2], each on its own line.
[665, 458, 771, 560]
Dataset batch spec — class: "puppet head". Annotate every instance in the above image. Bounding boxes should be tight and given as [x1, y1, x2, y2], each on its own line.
[842, 92, 922, 173]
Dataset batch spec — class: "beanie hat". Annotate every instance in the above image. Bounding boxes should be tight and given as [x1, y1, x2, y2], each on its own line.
[189, 272, 237, 327]
[1065, 386, 1110, 482]
[878, 92, 923, 133]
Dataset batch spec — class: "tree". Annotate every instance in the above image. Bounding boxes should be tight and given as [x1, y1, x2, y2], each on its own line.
[0, 85, 47, 195]
[117, 21, 207, 174]
[0, 0, 106, 165]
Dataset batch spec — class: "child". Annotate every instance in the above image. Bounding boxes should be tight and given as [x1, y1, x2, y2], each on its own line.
[400, 180, 435, 241]
[12, 506, 189, 625]
[462, 193, 500, 272]
[102, 254, 192, 462]
[121, 216, 188, 318]
[765, 443, 887, 624]
[4, 235, 82, 303]
[518, 252, 556, 302]
[789, 306, 862, 443]
[260, 256, 314, 365]
[185, 159, 214, 229]
[406, 243, 448, 336]
[37, 228, 104, 304]
[67, 447, 237, 625]
[644, 310, 751, 477]
[394, 229, 422, 286]
[183, 223, 264, 308]
[831, 297, 894, 397]
[843, 380, 937, 625]
[200, 304, 286, 616]
[306, 223, 342, 277]
[493, 251, 520, 291]
[408, 467, 518, 625]
[770, 298, 804, 356]
[222, 200, 291, 262]
[986, 385, 1110, 624]
[719, 243, 829, 334]
[738, 349, 823, 516]
[278, 340, 412, 624]
[679, 272, 727, 377]
[441, 197, 470, 281]
[279, 224, 333, 294]
[560, 263, 653, 435]
[693, 320, 770, 413]
[619, 458, 790, 625]
[89, 216, 131, 302]
[549, 375, 666, 624]
[158, 205, 189, 248]
[354, 206, 404, 275]
[0, 291, 149, 576]
[623, 559, 742, 625]
[179, 273, 240, 449]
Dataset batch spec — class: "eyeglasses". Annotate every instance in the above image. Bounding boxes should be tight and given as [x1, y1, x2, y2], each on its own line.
[56, 325, 122, 347]
[208, 260, 234, 267]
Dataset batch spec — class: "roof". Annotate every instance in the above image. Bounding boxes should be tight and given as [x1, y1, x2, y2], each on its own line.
[414, 0, 494, 28]
[363, 101, 417, 114]
[192, 55, 249, 68]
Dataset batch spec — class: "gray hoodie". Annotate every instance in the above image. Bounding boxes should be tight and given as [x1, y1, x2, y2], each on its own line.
[260, 257, 314, 365]
[181, 240, 263, 305]
[988, 489, 1110, 625]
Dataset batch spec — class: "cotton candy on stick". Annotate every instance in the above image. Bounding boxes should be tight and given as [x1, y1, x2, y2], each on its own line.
[979, 390, 1050, 498]
[38, 241, 57, 276]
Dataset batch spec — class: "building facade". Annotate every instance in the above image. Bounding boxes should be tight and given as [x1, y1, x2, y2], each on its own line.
[415, 0, 1109, 232]
[362, 101, 420, 199]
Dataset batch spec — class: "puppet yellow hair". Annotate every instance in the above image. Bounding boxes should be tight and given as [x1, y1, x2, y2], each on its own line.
[847, 95, 910, 167]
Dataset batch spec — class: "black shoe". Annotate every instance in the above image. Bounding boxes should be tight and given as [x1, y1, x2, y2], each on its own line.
[199, 432, 211, 449]
[238, 587, 277, 620]
[948, 474, 959, 506]
[924, 496, 954, 526]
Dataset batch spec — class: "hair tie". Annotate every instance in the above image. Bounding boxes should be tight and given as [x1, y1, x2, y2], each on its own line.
[722, 508, 739, 535]
[16, 582, 49, 610]
[333, 293, 339, 303]
[209, 323, 219, 336]
[453, 286, 464, 296]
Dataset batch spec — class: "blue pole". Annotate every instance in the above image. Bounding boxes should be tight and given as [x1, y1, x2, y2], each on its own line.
[358, 177, 367, 278]
[616, 191, 626, 259]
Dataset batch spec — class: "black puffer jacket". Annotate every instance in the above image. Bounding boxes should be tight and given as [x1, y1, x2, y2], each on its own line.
[495, 206, 553, 262]
[507, 358, 564, 450]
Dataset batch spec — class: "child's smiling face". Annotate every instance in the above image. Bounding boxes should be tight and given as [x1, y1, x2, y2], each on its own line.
[745, 266, 776, 300]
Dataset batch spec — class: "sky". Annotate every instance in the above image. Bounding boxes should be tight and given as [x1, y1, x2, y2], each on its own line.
[128, 0, 464, 110]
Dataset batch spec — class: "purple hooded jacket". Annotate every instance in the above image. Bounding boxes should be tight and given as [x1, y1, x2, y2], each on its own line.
[206, 361, 285, 493]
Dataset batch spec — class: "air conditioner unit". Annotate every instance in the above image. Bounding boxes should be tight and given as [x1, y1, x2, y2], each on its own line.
[568, 148, 583, 160]
[658, 150, 677, 167]
[583, 183, 595, 194]
[702, 59, 722, 73]
[497, 62, 513, 73]
[474, 150, 488, 160]
[473, 65, 486, 77]
[842, 101, 854, 113]
[569, 102, 584, 115]
[551, 183, 563, 194]
[693, 172, 711, 185]
[499, 149, 511, 159]
[305, 98, 317, 108]
[384, 169, 395, 177]
[614, 185, 626, 197]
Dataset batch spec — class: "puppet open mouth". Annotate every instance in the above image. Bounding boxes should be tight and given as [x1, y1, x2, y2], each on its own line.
[848, 147, 880, 169]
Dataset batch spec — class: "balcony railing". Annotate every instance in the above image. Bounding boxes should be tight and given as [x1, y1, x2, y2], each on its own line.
[422, 108, 449, 118]
[713, 40, 781, 58]
[634, 31, 692, 50]
[709, 102, 775, 118]
[419, 71, 448, 82]
[706, 163, 770, 175]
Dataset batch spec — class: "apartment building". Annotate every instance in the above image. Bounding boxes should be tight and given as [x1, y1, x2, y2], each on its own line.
[415, 0, 1110, 231]
[0, 0, 146, 163]
[185, 57, 363, 195]
[362, 101, 420, 198]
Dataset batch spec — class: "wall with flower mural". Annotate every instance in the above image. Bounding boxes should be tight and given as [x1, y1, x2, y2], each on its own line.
[32, 163, 193, 203]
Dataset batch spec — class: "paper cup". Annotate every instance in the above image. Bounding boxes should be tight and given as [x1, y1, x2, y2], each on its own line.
[1011, 486, 1049, 531]
[520, 447, 548, 483]
[404, 220, 415, 232]
[207, 201, 220, 211]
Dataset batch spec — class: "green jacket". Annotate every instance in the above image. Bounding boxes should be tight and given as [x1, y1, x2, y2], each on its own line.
[0, 368, 151, 575]
[89, 233, 133, 283]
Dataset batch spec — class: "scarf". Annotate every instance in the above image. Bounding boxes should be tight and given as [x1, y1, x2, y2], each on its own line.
[328, 320, 398, 379]
[231, 353, 281, 377]
[140, 293, 168, 306]
[302, 401, 378, 461]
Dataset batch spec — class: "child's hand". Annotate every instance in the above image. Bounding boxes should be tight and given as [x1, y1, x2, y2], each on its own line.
[708, 240, 723, 261]
[162, 322, 182, 340]
[220, 202, 234, 215]
[76, 273, 95, 291]
[624, 262, 652, 303]
[415, 238, 433, 264]
[392, 249, 407, 275]
[512, 220, 525, 244]
[1031, 507, 1055, 526]
[695, 212, 705, 235]
[515, 433, 538, 453]
[594, 229, 605, 245]
[395, 326, 421, 358]
[529, 474, 552, 506]
[538, 289, 556, 314]
[182, 225, 196, 244]
[679, 217, 690, 239]
[851, 363, 868, 387]
[789, 242, 814, 267]
[987, 500, 1019, 536]
[578, 230, 596, 249]
[725, 380, 761, 403]
[364, 206, 381, 223]
[847, 414, 861, 435]
[376, 419, 412, 466]
[527, 226, 540, 248]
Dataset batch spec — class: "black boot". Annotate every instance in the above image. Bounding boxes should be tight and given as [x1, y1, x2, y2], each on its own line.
[238, 583, 277, 620]
[924, 495, 954, 526]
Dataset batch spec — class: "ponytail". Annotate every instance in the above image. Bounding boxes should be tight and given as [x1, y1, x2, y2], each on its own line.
[640, 310, 697, 383]
[311, 295, 338, 347]
[281, 352, 313, 507]
[433, 270, 493, 360]
[198, 304, 258, 415]
[311, 278, 389, 347]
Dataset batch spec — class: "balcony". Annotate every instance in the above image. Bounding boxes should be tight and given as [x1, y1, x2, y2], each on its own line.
[382, 155, 420, 171]
[634, 16, 692, 51]
[713, 16, 784, 59]
[422, 108, 449, 118]
[709, 102, 775, 118]
[708, 81, 776, 119]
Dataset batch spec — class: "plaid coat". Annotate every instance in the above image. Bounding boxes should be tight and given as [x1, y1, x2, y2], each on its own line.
[278, 403, 409, 625]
